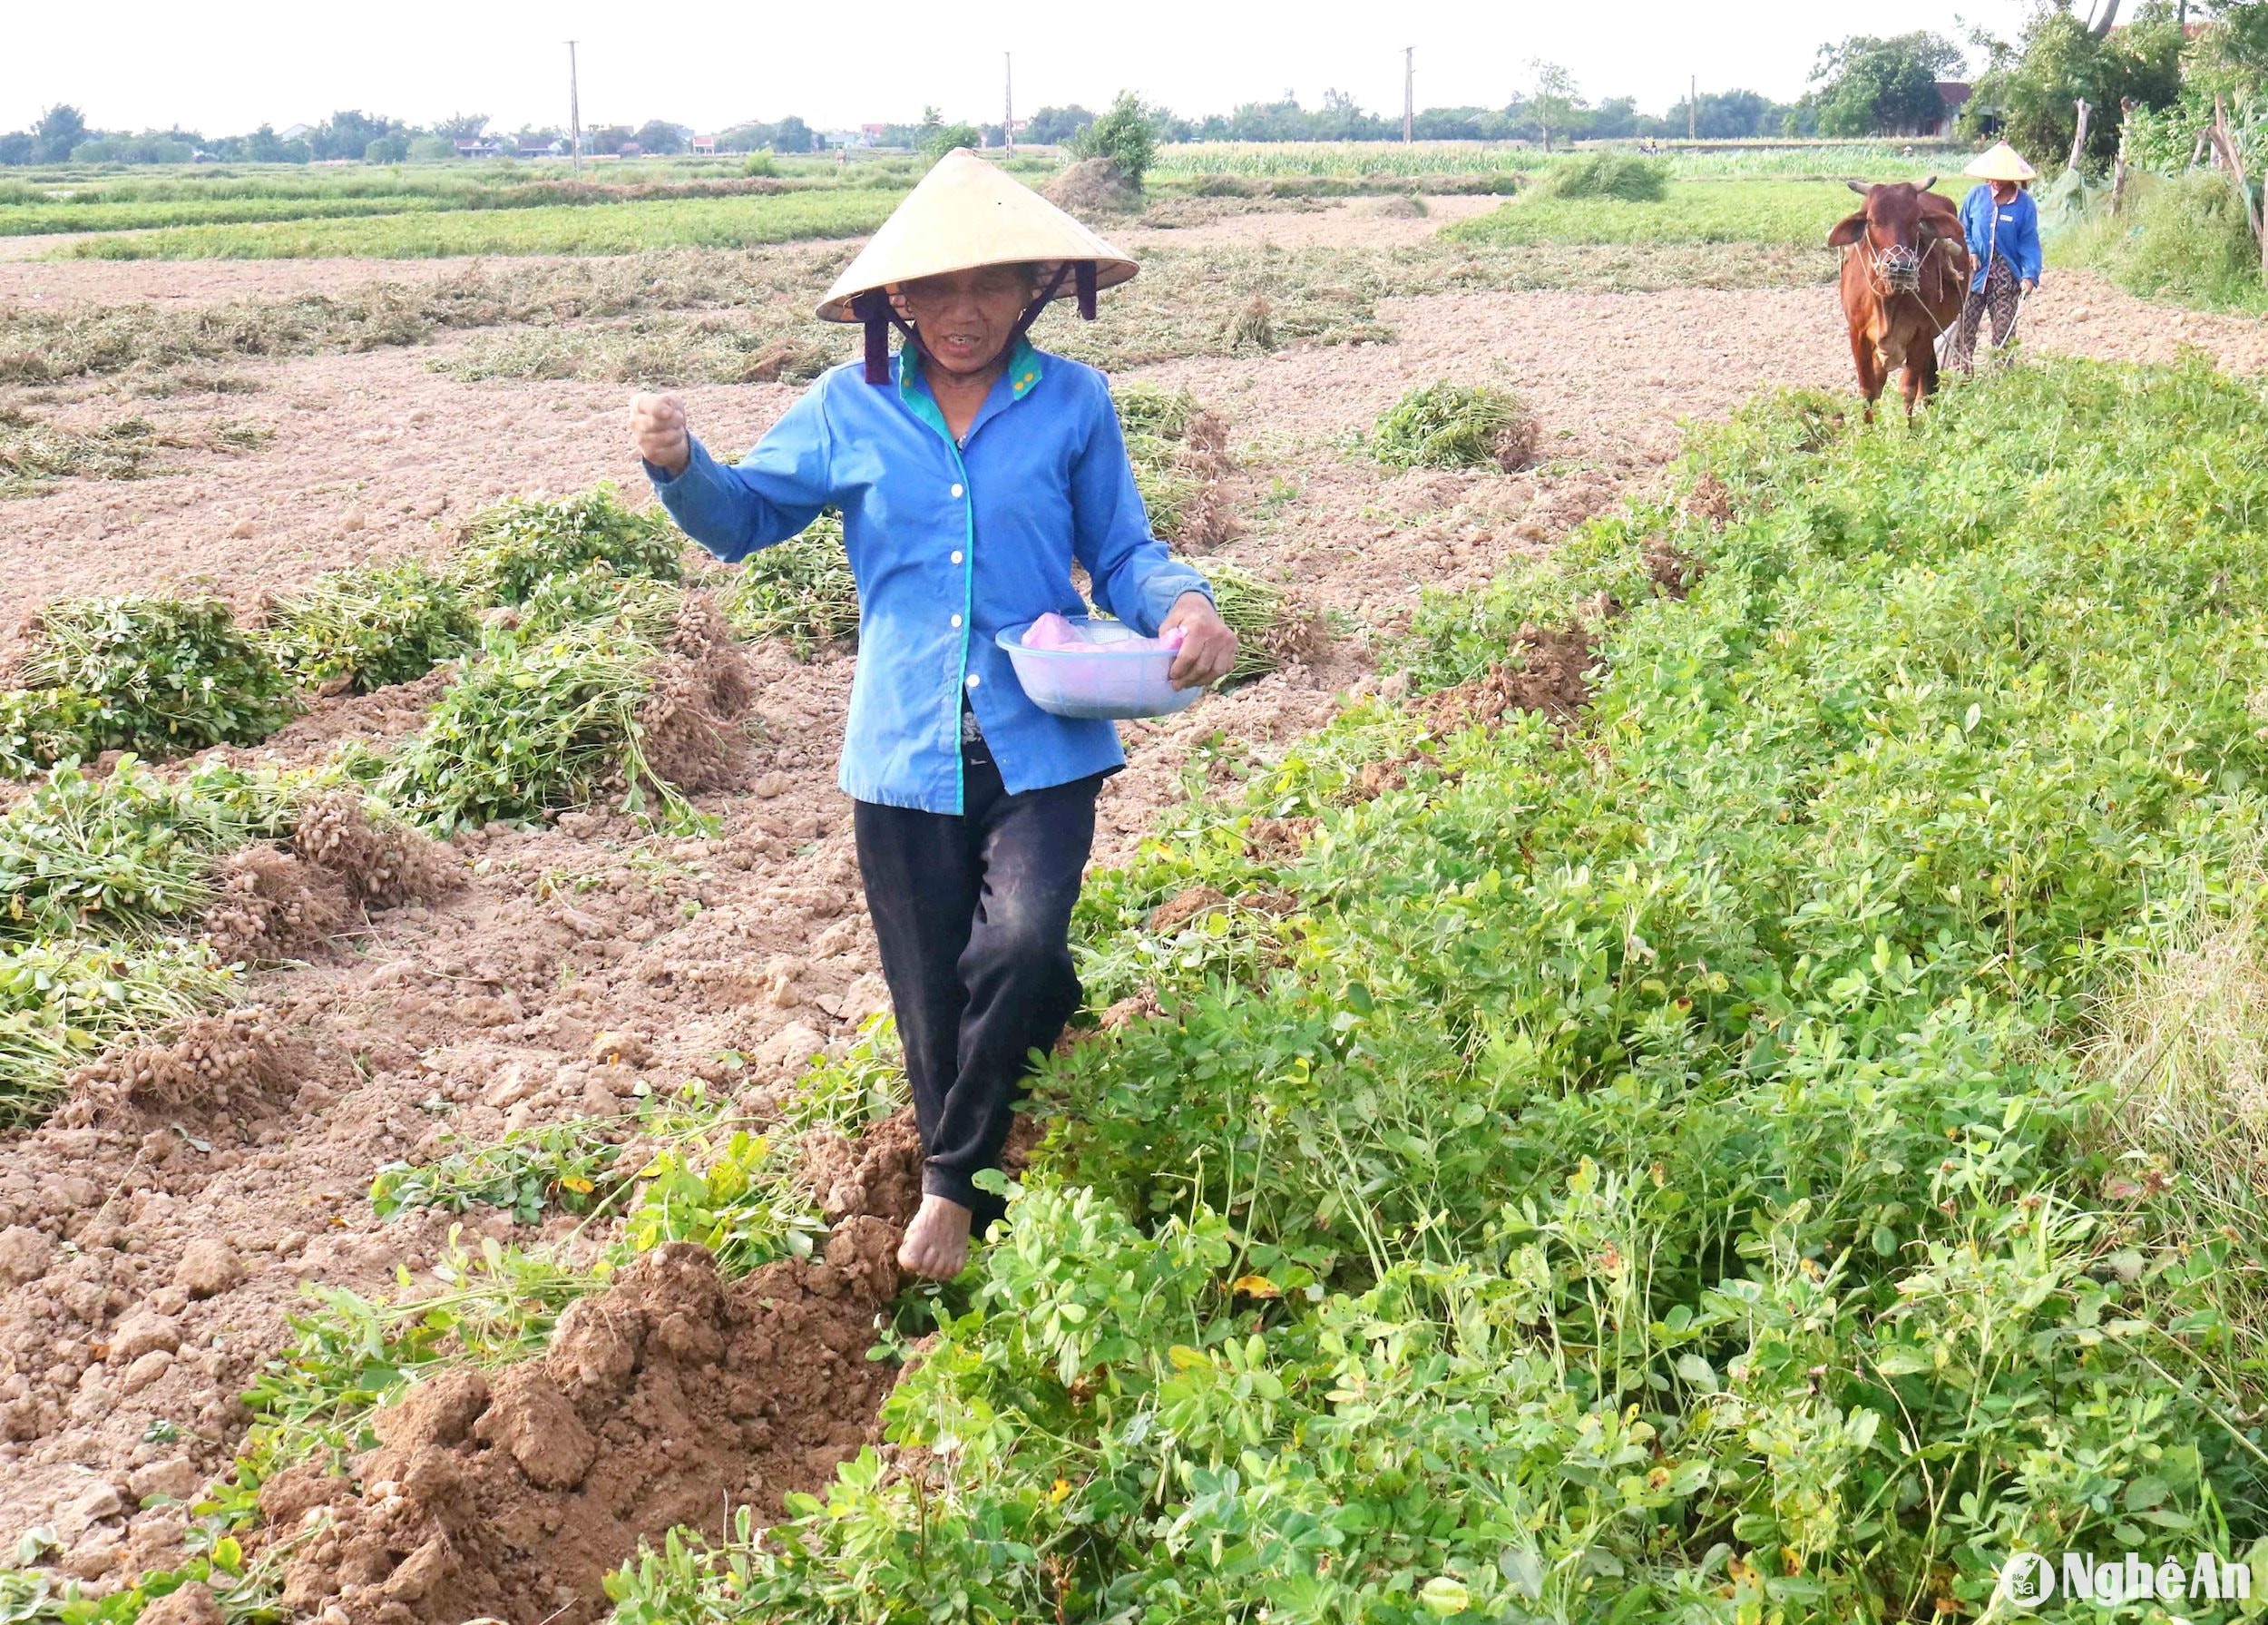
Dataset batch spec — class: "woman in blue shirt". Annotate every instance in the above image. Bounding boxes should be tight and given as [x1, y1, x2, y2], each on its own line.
[631, 152, 1237, 1279]
[1950, 142, 2043, 371]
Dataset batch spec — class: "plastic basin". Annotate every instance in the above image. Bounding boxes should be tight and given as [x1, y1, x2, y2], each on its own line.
[995, 617, 1203, 720]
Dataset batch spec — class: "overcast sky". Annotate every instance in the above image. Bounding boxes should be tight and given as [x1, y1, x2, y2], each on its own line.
[10, 0, 2041, 137]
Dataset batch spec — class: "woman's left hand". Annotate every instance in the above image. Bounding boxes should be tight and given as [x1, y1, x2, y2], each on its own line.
[1162, 592, 1238, 690]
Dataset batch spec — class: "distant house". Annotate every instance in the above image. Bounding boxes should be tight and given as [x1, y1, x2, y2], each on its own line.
[455, 139, 505, 159]
[822, 127, 876, 150]
[278, 122, 314, 142]
[514, 141, 566, 159]
[690, 133, 718, 154]
[1922, 82, 1971, 138]
[862, 122, 887, 144]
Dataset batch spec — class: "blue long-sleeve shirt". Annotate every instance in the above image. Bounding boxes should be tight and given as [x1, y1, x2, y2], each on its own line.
[1960, 183, 2042, 291]
[645, 338, 1213, 815]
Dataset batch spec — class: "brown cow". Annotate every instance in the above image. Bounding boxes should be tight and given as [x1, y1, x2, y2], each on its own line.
[1829, 179, 1971, 421]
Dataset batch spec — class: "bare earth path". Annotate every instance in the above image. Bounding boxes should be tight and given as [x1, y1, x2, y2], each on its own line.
[0, 208, 2261, 1599]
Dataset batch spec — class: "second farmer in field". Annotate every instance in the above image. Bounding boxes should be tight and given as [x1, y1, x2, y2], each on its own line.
[629, 152, 1237, 1281]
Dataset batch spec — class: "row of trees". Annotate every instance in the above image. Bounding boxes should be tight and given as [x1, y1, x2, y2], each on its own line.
[0, 107, 808, 166]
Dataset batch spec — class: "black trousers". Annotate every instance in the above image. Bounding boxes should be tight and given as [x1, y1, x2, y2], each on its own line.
[852, 738, 1100, 1233]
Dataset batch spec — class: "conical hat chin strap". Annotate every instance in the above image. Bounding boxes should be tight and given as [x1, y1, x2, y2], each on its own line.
[853, 261, 1099, 387]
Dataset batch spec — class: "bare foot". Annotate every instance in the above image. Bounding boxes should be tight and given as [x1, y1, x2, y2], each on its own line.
[897, 1194, 974, 1280]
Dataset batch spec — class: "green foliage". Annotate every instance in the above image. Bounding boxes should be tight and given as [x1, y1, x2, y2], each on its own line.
[739, 150, 778, 178]
[371, 1121, 631, 1225]
[1966, 6, 2188, 171]
[455, 485, 682, 605]
[1070, 92, 1158, 187]
[0, 688, 101, 779]
[260, 559, 475, 692]
[1537, 151, 1669, 201]
[921, 122, 982, 161]
[1368, 380, 1536, 472]
[48, 189, 904, 260]
[617, 358, 2268, 1620]
[1202, 559, 1311, 682]
[719, 514, 857, 657]
[0, 759, 251, 941]
[1809, 31, 1967, 139]
[15, 594, 299, 759]
[2061, 168, 2265, 309]
[377, 615, 683, 834]
[515, 563, 685, 642]
[0, 939, 230, 1125]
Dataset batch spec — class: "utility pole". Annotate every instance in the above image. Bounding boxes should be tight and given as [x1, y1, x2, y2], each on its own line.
[1005, 52, 1014, 152]
[1689, 73, 1697, 142]
[566, 40, 583, 175]
[1403, 46, 1414, 143]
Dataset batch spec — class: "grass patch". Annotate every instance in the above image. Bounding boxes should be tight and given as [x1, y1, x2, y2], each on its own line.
[52, 190, 902, 260]
[2058, 170, 2268, 314]
[613, 357, 2268, 1620]
[1537, 150, 1669, 201]
[444, 316, 850, 388]
[0, 408, 268, 495]
[1368, 379, 1537, 471]
[0, 246, 846, 386]
[1448, 178, 1850, 249]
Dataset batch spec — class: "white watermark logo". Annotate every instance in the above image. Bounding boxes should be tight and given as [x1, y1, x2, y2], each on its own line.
[1996, 1550, 2253, 1610]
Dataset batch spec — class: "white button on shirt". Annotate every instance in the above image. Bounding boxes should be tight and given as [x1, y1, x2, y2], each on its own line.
[966, 673, 981, 689]
[950, 550, 963, 564]
[950, 613, 963, 627]
[950, 483, 964, 497]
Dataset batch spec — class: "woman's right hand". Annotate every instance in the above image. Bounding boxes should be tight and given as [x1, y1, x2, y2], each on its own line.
[630, 391, 691, 477]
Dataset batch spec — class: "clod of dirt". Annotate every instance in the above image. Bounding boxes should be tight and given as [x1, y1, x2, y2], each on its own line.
[290, 791, 461, 910]
[109, 1308, 182, 1363]
[137, 1581, 222, 1625]
[274, 1230, 904, 1625]
[1243, 817, 1317, 861]
[1149, 885, 1230, 932]
[1683, 471, 1733, 527]
[637, 592, 755, 793]
[1044, 157, 1141, 218]
[0, 1223, 53, 1287]
[174, 1238, 245, 1301]
[198, 845, 351, 965]
[1099, 988, 1161, 1030]
[797, 1108, 923, 1227]
[129, 1458, 203, 1503]
[60, 1006, 293, 1121]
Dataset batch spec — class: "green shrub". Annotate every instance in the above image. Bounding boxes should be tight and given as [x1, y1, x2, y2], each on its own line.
[261, 559, 476, 692]
[720, 514, 858, 657]
[15, 593, 299, 756]
[1070, 92, 1158, 188]
[741, 150, 778, 178]
[1368, 379, 1537, 471]
[455, 485, 682, 605]
[1538, 150, 1670, 201]
[2064, 169, 2264, 309]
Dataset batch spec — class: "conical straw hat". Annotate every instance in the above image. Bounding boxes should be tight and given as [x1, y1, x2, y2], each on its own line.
[816, 148, 1137, 322]
[1964, 141, 2038, 182]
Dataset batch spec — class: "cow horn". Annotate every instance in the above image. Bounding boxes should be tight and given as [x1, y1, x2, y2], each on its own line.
[1919, 173, 1938, 191]
[1847, 180, 1871, 195]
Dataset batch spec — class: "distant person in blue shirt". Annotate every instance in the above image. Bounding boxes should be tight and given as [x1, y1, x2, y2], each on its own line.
[1950, 142, 2043, 371]
[630, 152, 1237, 1280]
